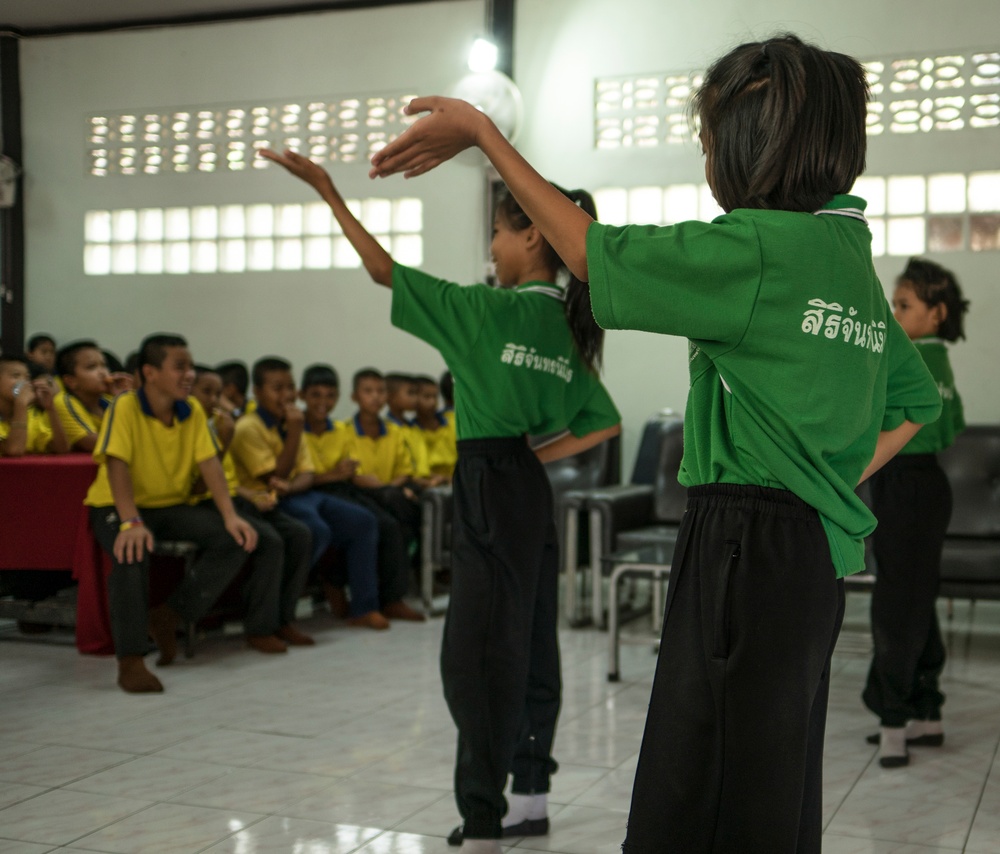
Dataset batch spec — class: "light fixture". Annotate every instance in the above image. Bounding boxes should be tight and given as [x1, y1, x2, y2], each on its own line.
[468, 37, 498, 73]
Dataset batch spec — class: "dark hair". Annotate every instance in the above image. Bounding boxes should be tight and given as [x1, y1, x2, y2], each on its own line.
[193, 363, 219, 379]
[0, 354, 30, 372]
[385, 372, 415, 393]
[216, 360, 249, 395]
[103, 350, 124, 374]
[137, 334, 187, 382]
[693, 33, 869, 213]
[124, 351, 139, 375]
[56, 340, 102, 378]
[302, 363, 340, 390]
[898, 257, 970, 342]
[26, 334, 55, 352]
[439, 370, 454, 407]
[252, 357, 292, 388]
[353, 367, 384, 392]
[496, 184, 604, 371]
[413, 374, 437, 387]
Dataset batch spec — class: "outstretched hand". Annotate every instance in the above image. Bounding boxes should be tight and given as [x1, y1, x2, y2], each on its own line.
[259, 148, 335, 195]
[369, 97, 491, 179]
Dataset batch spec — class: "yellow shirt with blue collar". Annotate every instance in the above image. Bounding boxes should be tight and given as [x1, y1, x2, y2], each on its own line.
[417, 410, 457, 478]
[386, 412, 431, 479]
[230, 406, 315, 492]
[303, 417, 352, 474]
[53, 390, 111, 451]
[0, 408, 54, 455]
[85, 389, 220, 508]
[342, 413, 413, 484]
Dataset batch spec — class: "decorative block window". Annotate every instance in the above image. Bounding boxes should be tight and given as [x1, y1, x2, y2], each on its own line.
[87, 93, 418, 177]
[595, 48, 1000, 148]
[591, 171, 1000, 256]
[84, 198, 422, 275]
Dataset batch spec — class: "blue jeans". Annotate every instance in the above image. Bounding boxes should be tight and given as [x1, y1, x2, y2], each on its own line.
[280, 490, 380, 616]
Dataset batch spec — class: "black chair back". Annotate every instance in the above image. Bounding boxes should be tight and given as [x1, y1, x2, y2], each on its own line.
[939, 425, 1000, 538]
[652, 417, 687, 523]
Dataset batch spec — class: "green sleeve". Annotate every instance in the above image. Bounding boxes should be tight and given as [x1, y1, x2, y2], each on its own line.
[391, 264, 488, 361]
[567, 378, 621, 438]
[881, 318, 942, 431]
[585, 218, 761, 346]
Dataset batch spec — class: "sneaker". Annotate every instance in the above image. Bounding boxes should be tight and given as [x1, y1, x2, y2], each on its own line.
[276, 624, 316, 646]
[448, 818, 549, 846]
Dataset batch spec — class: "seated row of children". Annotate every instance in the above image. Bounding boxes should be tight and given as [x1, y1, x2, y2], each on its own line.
[0, 333, 457, 694]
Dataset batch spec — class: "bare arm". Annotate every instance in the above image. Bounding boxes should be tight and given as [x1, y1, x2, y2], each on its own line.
[369, 97, 593, 281]
[534, 423, 621, 465]
[260, 148, 394, 287]
[198, 456, 257, 552]
[107, 455, 155, 563]
[858, 421, 922, 485]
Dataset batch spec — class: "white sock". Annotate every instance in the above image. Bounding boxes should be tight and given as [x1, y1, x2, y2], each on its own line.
[905, 718, 943, 738]
[880, 726, 907, 759]
[503, 792, 547, 826]
[459, 840, 502, 854]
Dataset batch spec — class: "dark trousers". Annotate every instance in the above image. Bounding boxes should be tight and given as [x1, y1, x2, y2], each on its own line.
[317, 482, 411, 605]
[90, 503, 279, 657]
[442, 437, 561, 840]
[233, 498, 313, 627]
[279, 490, 380, 616]
[622, 485, 845, 854]
[863, 454, 950, 726]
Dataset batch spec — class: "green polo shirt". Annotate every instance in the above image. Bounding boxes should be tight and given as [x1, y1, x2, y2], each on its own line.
[390, 265, 620, 440]
[586, 194, 941, 578]
[902, 337, 964, 455]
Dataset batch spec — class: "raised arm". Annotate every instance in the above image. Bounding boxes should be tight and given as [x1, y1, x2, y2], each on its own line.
[259, 149, 394, 287]
[368, 97, 593, 281]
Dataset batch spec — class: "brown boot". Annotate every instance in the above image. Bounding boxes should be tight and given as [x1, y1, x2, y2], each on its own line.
[276, 624, 315, 646]
[148, 604, 181, 666]
[247, 634, 288, 654]
[117, 656, 164, 693]
[346, 610, 390, 630]
[322, 581, 350, 619]
[382, 600, 427, 622]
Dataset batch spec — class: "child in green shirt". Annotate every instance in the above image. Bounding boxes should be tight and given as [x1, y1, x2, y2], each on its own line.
[261, 147, 621, 854]
[863, 258, 968, 767]
[370, 31, 942, 854]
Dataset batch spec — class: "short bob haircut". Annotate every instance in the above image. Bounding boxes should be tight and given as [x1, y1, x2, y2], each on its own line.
[693, 33, 869, 213]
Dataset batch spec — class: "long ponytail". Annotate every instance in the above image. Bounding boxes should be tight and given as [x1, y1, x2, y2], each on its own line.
[495, 184, 605, 372]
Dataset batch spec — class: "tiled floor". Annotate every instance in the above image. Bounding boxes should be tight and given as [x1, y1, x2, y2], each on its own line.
[1, 593, 999, 853]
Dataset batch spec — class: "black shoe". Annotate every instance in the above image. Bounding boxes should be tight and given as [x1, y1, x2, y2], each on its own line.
[865, 731, 945, 747]
[879, 753, 910, 768]
[447, 818, 549, 846]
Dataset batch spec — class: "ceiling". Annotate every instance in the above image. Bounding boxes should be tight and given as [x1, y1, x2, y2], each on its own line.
[0, 0, 430, 37]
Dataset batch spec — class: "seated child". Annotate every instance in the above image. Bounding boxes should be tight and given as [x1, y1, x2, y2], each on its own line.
[229, 357, 388, 629]
[0, 354, 69, 456]
[53, 340, 132, 453]
[413, 374, 457, 481]
[216, 360, 252, 417]
[85, 333, 274, 694]
[25, 333, 58, 383]
[300, 364, 425, 622]
[384, 372, 444, 488]
[192, 364, 314, 646]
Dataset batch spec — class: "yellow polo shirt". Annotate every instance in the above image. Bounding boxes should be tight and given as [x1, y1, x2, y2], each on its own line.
[0, 409, 54, 455]
[418, 412, 457, 477]
[303, 418, 352, 474]
[85, 390, 219, 508]
[53, 391, 110, 451]
[189, 416, 241, 503]
[230, 408, 314, 491]
[343, 414, 413, 483]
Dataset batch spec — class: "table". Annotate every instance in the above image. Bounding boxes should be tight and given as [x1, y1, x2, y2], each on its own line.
[0, 455, 114, 654]
[602, 542, 674, 682]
